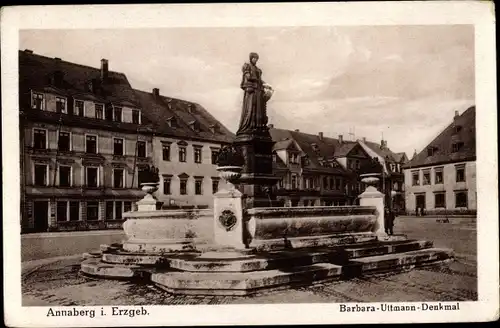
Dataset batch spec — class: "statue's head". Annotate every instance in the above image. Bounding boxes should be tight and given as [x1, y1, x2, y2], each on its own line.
[249, 52, 259, 64]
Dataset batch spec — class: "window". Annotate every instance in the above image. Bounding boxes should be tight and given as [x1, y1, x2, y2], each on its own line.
[355, 160, 360, 170]
[427, 147, 434, 156]
[124, 201, 132, 213]
[59, 166, 71, 187]
[455, 191, 468, 208]
[34, 164, 47, 186]
[212, 178, 219, 194]
[69, 201, 79, 221]
[336, 178, 341, 190]
[163, 177, 171, 195]
[194, 147, 202, 164]
[455, 125, 463, 133]
[278, 178, 284, 189]
[137, 141, 146, 158]
[115, 201, 123, 220]
[132, 110, 140, 124]
[57, 202, 68, 222]
[323, 177, 328, 189]
[113, 107, 122, 122]
[435, 169, 443, 184]
[179, 146, 187, 162]
[330, 177, 335, 190]
[291, 175, 297, 189]
[435, 193, 446, 208]
[162, 144, 170, 161]
[423, 171, 431, 185]
[33, 129, 47, 150]
[180, 179, 187, 195]
[56, 97, 67, 113]
[456, 166, 466, 182]
[86, 167, 98, 187]
[113, 138, 124, 156]
[303, 177, 309, 189]
[452, 142, 464, 153]
[211, 149, 219, 165]
[113, 169, 124, 188]
[106, 201, 114, 220]
[195, 179, 203, 195]
[32, 92, 44, 110]
[86, 135, 97, 154]
[95, 104, 104, 119]
[75, 100, 84, 116]
[86, 202, 99, 221]
[58, 132, 71, 151]
[412, 171, 420, 186]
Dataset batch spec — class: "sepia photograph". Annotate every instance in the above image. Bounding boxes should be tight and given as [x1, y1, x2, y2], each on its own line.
[2, 2, 498, 326]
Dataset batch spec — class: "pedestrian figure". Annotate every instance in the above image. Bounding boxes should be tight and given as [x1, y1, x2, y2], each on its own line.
[384, 207, 395, 235]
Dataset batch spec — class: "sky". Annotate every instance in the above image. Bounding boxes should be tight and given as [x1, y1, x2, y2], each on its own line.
[20, 25, 475, 156]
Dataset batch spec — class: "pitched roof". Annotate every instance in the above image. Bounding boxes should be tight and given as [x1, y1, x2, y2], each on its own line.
[133, 89, 234, 144]
[19, 50, 140, 108]
[403, 106, 476, 169]
[392, 152, 407, 163]
[269, 128, 348, 174]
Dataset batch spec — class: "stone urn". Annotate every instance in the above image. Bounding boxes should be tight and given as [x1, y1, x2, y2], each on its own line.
[137, 182, 159, 211]
[216, 166, 242, 190]
[360, 173, 381, 190]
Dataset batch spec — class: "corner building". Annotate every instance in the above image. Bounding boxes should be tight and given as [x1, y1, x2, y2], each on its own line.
[402, 106, 476, 215]
[20, 50, 153, 232]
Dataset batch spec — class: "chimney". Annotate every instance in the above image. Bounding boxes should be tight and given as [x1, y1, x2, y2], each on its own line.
[24, 49, 33, 54]
[362, 137, 366, 143]
[318, 132, 323, 140]
[380, 140, 387, 149]
[100, 59, 109, 80]
[454, 110, 460, 121]
[152, 88, 160, 97]
[338, 134, 343, 144]
[268, 124, 274, 128]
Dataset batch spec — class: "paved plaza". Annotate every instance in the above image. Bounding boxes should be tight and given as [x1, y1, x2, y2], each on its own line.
[22, 217, 477, 305]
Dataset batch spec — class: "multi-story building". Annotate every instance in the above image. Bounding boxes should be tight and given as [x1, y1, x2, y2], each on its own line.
[269, 127, 403, 206]
[402, 106, 476, 215]
[134, 88, 234, 208]
[20, 50, 155, 232]
[19, 49, 234, 233]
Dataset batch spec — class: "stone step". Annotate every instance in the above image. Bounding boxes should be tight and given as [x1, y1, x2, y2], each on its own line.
[80, 258, 149, 279]
[252, 232, 378, 251]
[343, 240, 434, 259]
[347, 248, 454, 275]
[151, 263, 342, 296]
[101, 252, 168, 266]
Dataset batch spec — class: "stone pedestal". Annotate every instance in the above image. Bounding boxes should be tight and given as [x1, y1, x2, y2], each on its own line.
[213, 186, 246, 249]
[136, 194, 157, 212]
[234, 131, 282, 208]
[359, 185, 386, 236]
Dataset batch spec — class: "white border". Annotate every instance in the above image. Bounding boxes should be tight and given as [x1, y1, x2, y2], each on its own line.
[2, 2, 498, 326]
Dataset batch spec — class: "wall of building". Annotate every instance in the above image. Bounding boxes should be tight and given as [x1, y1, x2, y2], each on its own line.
[152, 136, 228, 208]
[404, 161, 476, 213]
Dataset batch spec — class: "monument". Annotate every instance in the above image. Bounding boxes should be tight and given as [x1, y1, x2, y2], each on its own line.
[232, 52, 281, 208]
[80, 54, 454, 296]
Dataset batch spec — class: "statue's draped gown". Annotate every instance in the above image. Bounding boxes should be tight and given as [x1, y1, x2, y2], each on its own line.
[237, 62, 267, 135]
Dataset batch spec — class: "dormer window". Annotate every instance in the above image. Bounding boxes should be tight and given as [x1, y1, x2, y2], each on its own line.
[452, 142, 464, 153]
[167, 116, 178, 128]
[132, 110, 141, 124]
[187, 104, 196, 114]
[189, 120, 200, 132]
[209, 123, 219, 134]
[113, 106, 122, 122]
[454, 125, 462, 134]
[427, 147, 437, 157]
[32, 92, 45, 110]
[56, 97, 67, 114]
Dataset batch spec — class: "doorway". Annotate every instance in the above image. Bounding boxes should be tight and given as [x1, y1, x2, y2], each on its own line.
[33, 201, 49, 232]
[415, 194, 426, 215]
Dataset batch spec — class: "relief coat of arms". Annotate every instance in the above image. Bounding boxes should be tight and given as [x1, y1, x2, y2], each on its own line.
[218, 209, 237, 231]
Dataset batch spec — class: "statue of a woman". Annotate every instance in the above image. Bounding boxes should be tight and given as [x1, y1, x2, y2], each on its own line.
[236, 52, 273, 136]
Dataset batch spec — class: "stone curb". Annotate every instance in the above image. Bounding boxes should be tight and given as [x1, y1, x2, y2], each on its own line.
[22, 254, 84, 275]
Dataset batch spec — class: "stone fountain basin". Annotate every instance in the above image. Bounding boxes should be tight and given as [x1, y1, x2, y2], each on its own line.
[122, 209, 213, 253]
[247, 206, 378, 240]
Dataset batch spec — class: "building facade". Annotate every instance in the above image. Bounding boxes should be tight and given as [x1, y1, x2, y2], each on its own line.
[402, 106, 476, 215]
[134, 89, 234, 208]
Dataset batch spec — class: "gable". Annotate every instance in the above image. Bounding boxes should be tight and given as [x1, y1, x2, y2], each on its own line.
[346, 143, 369, 158]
